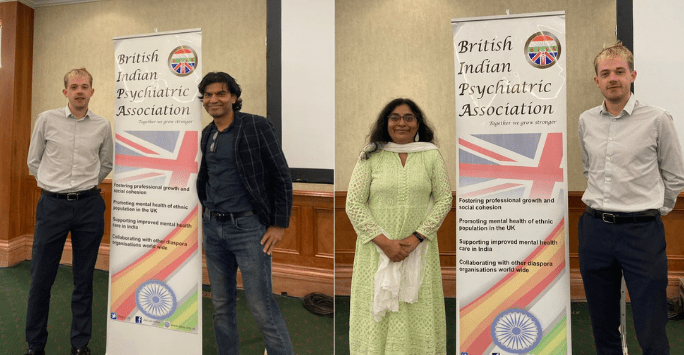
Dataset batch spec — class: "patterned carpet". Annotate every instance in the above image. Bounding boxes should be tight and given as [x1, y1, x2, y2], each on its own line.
[0, 261, 333, 355]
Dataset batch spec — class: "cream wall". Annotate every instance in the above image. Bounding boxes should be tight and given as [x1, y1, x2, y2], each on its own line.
[31, 0, 618, 192]
[335, 0, 616, 192]
[31, 0, 267, 132]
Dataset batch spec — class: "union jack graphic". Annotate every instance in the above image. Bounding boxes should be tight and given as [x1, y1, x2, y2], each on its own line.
[168, 46, 197, 76]
[458, 133, 564, 199]
[114, 130, 199, 188]
[525, 32, 561, 69]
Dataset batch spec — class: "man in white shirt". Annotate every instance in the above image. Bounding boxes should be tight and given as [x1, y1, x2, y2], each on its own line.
[578, 42, 684, 355]
[24, 68, 113, 355]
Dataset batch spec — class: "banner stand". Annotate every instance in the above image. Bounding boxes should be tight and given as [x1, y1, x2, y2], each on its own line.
[106, 29, 203, 355]
[453, 12, 571, 355]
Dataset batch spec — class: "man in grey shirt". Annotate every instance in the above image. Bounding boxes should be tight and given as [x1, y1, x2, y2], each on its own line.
[578, 43, 684, 355]
[24, 68, 113, 355]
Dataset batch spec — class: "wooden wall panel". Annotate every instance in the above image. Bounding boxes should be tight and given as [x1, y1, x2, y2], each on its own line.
[315, 207, 334, 258]
[7, 179, 334, 297]
[7, 181, 684, 300]
[270, 191, 334, 296]
[335, 191, 457, 297]
[278, 204, 302, 255]
[0, 2, 34, 261]
[336, 191, 684, 300]
[0, 3, 17, 248]
[568, 191, 584, 299]
[566, 192, 684, 300]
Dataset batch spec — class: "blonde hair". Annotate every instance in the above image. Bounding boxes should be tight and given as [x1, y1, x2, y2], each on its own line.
[63, 68, 93, 88]
[593, 42, 634, 75]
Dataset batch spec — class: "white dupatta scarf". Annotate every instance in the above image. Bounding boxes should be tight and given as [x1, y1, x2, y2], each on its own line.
[371, 142, 438, 322]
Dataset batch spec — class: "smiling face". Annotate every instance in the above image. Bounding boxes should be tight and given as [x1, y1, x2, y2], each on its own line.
[594, 56, 636, 106]
[387, 104, 419, 144]
[202, 82, 237, 120]
[62, 75, 94, 115]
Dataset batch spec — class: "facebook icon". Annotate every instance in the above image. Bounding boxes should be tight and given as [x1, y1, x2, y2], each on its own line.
[135, 316, 143, 323]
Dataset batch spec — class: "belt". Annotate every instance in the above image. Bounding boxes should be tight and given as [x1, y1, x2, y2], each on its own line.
[42, 187, 100, 201]
[585, 206, 659, 224]
[209, 210, 254, 223]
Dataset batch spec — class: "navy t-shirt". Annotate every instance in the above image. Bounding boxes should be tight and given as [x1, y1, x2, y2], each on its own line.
[203, 124, 253, 213]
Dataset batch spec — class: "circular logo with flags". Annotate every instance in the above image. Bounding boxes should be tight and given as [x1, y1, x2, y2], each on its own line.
[135, 280, 177, 320]
[168, 46, 198, 76]
[524, 31, 561, 69]
[491, 308, 542, 353]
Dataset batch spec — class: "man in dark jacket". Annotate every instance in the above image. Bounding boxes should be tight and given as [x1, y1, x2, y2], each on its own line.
[196, 71, 294, 355]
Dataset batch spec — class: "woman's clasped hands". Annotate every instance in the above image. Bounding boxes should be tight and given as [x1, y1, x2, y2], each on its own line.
[373, 233, 423, 262]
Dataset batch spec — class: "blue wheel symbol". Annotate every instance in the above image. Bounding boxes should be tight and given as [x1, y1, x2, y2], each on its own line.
[491, 308, 542, 353]
[135, 280, 177, 320]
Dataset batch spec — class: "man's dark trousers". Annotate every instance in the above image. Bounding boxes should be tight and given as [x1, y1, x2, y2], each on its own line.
[578, 211, 670, 355]
[25, 191, 105, 350]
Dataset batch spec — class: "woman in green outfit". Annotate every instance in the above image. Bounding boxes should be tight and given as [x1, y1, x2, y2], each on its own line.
[346, 98, 452, 354]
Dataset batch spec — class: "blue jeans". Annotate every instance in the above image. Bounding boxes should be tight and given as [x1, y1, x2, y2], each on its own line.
[26, 192, 105, 350]
[202, 210, 294, 355]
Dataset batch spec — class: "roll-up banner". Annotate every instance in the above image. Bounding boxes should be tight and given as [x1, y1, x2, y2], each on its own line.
[453, 13, 570, 355]
[107, 29, 203, 355]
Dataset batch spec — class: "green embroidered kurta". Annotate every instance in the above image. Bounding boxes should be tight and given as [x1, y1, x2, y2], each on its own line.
[346, 149, 452, 355]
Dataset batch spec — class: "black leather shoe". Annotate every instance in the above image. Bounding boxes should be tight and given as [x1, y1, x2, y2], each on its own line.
[24, 349, 45, 355]
[70, 346, 90, 355]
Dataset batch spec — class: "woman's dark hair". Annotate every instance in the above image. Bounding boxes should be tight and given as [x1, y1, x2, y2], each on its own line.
[198, 71, 243, 112]
[362, 98, 436, 159]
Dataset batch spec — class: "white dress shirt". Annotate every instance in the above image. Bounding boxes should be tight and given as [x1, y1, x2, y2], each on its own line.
[27, 106, 113, 193]
[579, 94, 684, 215]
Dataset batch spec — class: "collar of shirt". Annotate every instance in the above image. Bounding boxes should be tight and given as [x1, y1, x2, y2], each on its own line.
[599, 93, 637, 118]
[64, 105, 92, 121]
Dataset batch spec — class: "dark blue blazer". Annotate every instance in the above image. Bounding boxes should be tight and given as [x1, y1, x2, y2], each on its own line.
[197, 112, 293, 228]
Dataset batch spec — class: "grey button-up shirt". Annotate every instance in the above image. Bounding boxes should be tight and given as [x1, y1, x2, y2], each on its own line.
[579, 94, 684, 215]
[27, 105, 114, 193]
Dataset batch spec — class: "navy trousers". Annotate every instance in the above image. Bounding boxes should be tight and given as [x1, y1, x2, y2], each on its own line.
[578, 211, 670, 355]
[25, 191, 105, 350]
